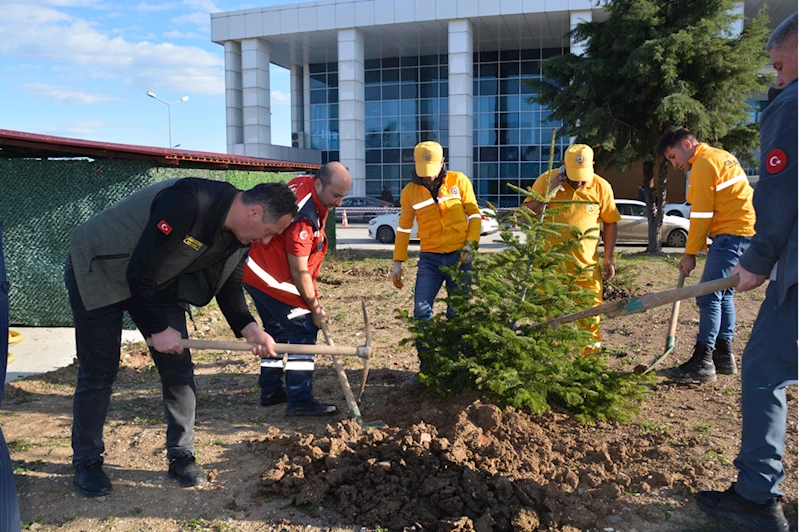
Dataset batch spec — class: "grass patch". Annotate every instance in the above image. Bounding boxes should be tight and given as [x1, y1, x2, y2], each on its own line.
[704, 448, 732, 465]
[8, 439, 31, 452]
[693, 423, 713, 432]
[13, 459, 44, 474]
[638, 420, 671, 433]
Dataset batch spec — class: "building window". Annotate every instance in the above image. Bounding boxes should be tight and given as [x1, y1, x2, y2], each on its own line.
[472, 47, 570, 207]
[308, 61, 339, 164]
[364, 53, 449, 199]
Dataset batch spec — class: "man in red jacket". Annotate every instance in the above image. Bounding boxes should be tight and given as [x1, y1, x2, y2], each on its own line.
[243, 162, 352, 416]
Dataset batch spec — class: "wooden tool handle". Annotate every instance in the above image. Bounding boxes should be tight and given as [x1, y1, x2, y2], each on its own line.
[534, 274, 740, 328]
[145, 339, 368, 358]
[666, 271, 686, 338]
[321, 323, 362, 421]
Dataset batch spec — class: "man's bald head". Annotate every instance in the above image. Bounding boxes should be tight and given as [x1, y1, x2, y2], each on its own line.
[314, 162, 352, 211]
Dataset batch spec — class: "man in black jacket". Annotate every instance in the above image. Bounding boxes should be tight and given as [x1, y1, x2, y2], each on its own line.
[695, 12, 797, 532]
[67, 178, 297, 497]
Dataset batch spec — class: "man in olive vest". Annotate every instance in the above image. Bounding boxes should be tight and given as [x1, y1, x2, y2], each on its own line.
[66, 178, 297, 497]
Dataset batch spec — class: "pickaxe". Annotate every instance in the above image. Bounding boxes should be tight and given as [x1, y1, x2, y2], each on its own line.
[145, 300, 376, 418]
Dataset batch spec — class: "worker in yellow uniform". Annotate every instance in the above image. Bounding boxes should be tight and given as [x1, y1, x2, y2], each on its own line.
[391, 141, 482, 388]
[523, 144, 621, 351]
[657, 127, 755, 383]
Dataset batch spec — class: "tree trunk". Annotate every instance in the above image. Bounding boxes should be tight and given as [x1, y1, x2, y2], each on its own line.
[643, 160, 662, 253]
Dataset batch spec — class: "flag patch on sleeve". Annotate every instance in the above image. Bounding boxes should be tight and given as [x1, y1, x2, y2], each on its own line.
[157, 220, 173, 235]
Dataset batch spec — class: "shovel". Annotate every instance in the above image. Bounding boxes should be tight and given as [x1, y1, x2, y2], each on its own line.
[633, 271, 685, 374]
[531, 274, 739, 328]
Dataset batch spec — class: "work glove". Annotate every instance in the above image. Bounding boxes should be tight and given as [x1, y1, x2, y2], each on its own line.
[392, 261, 404, 289]
[460, 242, 477, 265]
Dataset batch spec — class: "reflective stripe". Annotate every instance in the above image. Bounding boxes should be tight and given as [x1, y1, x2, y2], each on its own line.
[438, 194, 461, 202]
[287, 307, 311, 320]
[245, 256, 300, 295]
[397, 227, 413, 233]
[468, 213, 481, 220]
[295, 192, 312, 213]
[285, 361, 315, 371]
[690, 211, 714, 219]
[716, 174, 747, 192]
[412, 198, 435, 210]
[260, 359, 284, 369]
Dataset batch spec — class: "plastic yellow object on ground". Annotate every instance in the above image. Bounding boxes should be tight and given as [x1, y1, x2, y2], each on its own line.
[9, 329, 23, 344]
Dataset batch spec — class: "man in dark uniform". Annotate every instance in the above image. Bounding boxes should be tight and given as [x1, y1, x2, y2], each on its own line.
[696, 12, 797, 532]
[67, 177, 297, 497]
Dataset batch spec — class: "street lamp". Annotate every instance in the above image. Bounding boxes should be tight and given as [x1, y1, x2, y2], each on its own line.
[146, 91, 189, 148]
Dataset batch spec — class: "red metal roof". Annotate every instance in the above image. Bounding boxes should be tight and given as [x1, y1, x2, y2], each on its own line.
[0, 129, 320, 172]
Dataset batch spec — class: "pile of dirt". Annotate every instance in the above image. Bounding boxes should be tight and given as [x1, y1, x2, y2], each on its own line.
[254, 399, 701, 531]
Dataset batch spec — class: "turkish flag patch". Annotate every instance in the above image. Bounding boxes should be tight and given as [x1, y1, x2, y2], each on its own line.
[157, 219, 173, 235]
[766, 149, 787, 174]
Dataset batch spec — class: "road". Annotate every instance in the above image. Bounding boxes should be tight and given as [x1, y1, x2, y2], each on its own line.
[334, 224, 684, 254]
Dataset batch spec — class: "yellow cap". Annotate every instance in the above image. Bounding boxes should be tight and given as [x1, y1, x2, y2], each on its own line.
[414, 141, 444, 177]
[564, 144, 595, 184]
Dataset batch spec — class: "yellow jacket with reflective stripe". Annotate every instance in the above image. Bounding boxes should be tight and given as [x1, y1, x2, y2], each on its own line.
[685, 143, 756, 255]
[393, 171, 482, 262]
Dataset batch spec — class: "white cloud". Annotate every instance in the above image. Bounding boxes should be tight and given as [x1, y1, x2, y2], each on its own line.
[164, 29, 202, 40]
[135, 1, 182, 11]
[35, 0, 104, 6]
[0, 4, 224, 95]
[183, 0, 220, 13]
[271, 89, 290, 106]
[172, 11, 210, 27]
[41, 119, 107, 138]
[23, 83, 124, 104]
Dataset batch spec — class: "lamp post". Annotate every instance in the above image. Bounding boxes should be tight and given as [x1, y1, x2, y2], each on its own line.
[146, 91, 189, 148]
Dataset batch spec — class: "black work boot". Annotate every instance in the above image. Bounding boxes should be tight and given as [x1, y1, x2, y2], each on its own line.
[167, 454, 207, 487]
[73, 461, 113, 497]
[260, 389, 287, 406]
[285, 398, 337, 417]
[713, 339, 738, 375]
[696, 485, 789, 532]
[664, 343, 717, 382]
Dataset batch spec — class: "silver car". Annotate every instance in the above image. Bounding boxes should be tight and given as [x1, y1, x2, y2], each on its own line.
[613, 199, 689, 247]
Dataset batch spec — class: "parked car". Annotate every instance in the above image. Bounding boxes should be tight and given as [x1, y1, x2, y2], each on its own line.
[368, 204, 500, 244]
[663, 200, 691, 218]
[613, 199, 689, 247]
[335, 196, 393, 223]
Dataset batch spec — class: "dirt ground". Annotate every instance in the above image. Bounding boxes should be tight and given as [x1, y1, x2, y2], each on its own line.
[2, 249, 796, 532]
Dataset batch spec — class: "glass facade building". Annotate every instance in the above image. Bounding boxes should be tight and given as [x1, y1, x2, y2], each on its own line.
[309, 48, 569, 207]
[215, 0, 784, 203]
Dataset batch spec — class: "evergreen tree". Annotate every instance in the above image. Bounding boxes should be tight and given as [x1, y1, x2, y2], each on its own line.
[528, 0, 771, 252]
[405, 171, 651, 423]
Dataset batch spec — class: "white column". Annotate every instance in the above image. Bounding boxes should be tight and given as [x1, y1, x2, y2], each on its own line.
[448, 19, 474, 175]
[241, 38, 271, 157]
[338, 28, 365, 196]
[290, 64, 305, 147]
[224, 41, 243, 154]
[569, 10, 592, 56]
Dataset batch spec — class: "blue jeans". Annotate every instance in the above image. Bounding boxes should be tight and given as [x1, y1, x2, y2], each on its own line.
[66, 257, 197, 468]
[413, 251, 472, 322]
[0, 222, 21, 531]
[243, 285, 318, 407]
[696, 234, 750, 346]
[734, 282, 798, 502]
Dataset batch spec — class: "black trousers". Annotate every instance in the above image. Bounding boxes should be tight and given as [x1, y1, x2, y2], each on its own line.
[66, 257, 196, 468]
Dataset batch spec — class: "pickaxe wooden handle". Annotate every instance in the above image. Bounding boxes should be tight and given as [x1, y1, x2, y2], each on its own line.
[321, 322, 363, 423]
[145, 338, 371, 358]
[532, 274, 739, 328]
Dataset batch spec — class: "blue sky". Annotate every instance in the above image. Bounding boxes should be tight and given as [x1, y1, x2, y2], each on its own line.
[0, 0, 293, 153]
